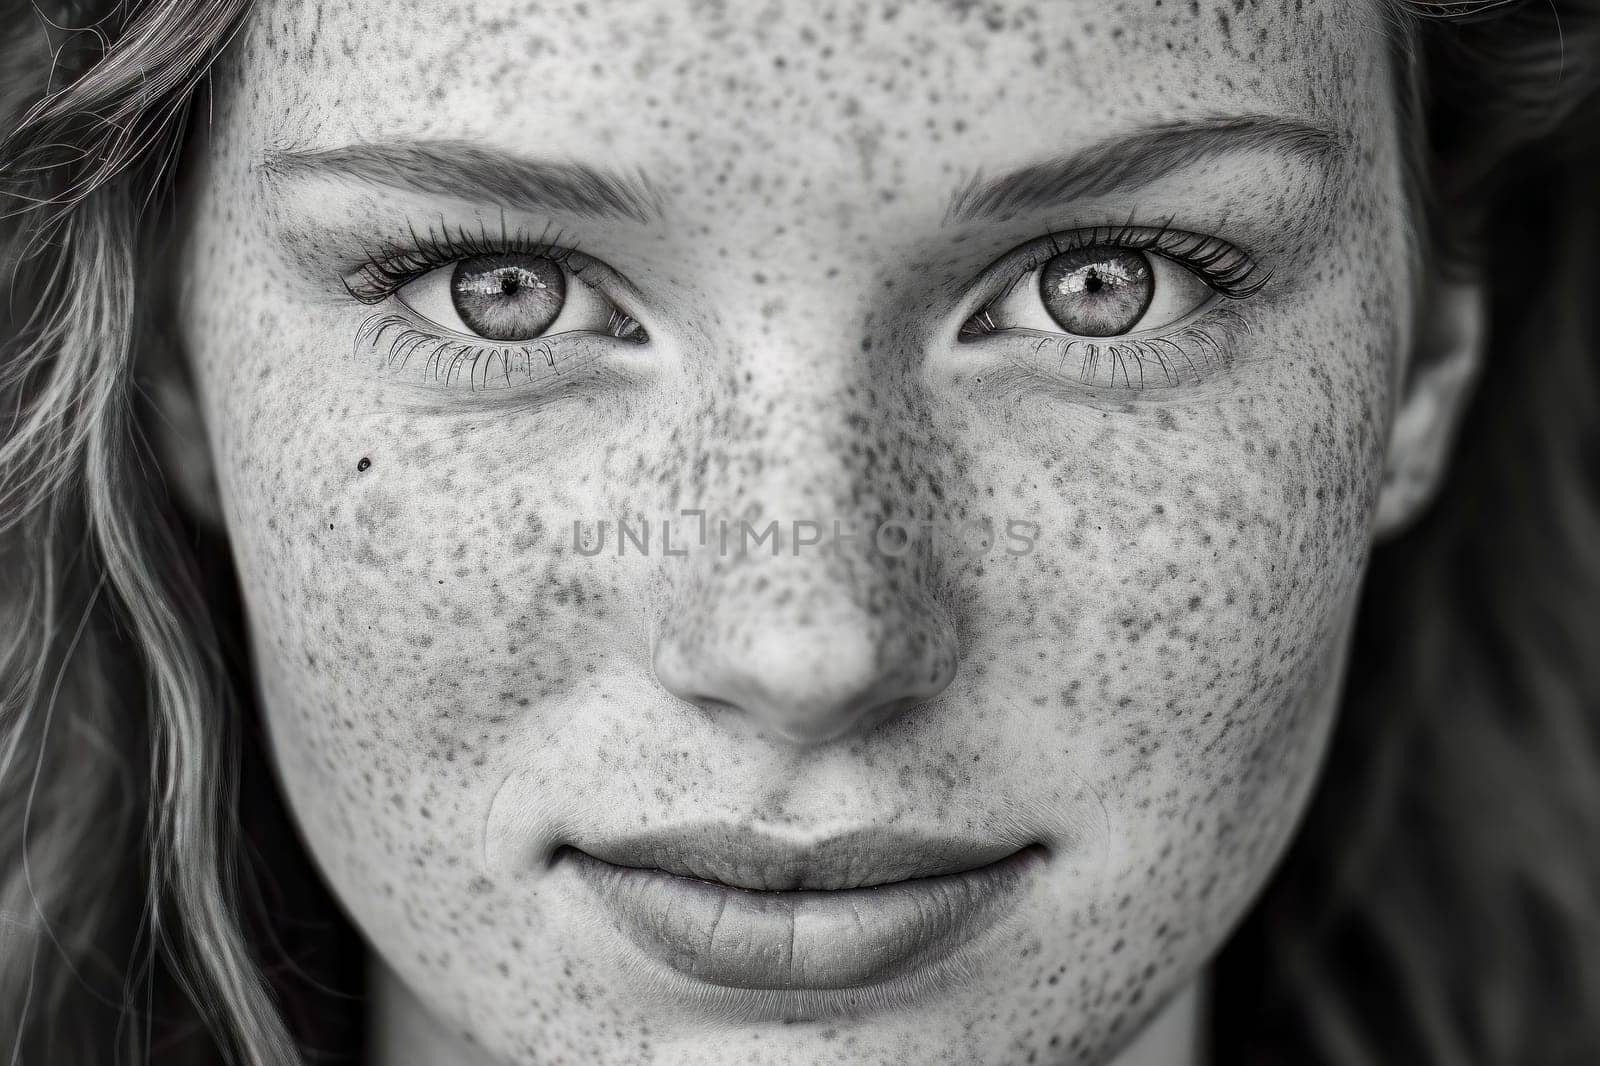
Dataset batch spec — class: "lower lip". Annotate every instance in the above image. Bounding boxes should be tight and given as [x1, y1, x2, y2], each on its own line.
[563, 846, 1042, 990]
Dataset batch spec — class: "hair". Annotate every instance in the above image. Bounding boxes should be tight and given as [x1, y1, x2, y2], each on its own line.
[1212, 7, 1600, 1063]
[0, 1, 1596, 1062]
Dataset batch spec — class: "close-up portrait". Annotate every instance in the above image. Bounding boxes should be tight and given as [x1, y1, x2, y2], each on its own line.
[2, 0, 1598, 1063]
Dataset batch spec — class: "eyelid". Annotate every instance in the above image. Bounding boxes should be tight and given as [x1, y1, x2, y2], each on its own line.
[338, 218, 632, 307]
[344, 244, 585, 306]
[965, 222, 1267, 325]
[338, 218, 652, 354]
[981, 252, 1219, 342]
[392, 256, 622, 342]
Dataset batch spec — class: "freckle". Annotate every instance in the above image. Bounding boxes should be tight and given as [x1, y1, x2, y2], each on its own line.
[357, 456, 372, 472]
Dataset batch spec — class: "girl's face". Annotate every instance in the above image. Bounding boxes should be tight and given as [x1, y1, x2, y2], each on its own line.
[175, 0, 1416, 1062]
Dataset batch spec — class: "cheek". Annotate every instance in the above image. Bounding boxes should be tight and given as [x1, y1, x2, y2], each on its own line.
[186, 263, 644, 901]
[951, 286, 1393, 957]
[217, 403, 638, 771]
[198, 344, 685, 1042]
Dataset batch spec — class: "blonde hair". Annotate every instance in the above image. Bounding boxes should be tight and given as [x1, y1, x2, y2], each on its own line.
[0, 1, 1596, 1062]
[0, 2, 294, 1061]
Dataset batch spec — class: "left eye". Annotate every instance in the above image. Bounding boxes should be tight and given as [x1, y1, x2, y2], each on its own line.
[964, 245, 1217, 339]
[396, 252, 642, 342]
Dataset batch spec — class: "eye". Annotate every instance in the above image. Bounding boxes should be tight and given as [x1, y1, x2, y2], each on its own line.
[962, 243, 1221, 340]
[394, 251, 644, 343]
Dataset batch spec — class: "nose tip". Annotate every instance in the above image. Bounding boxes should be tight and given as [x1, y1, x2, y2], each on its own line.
[653, 591, 958, 746]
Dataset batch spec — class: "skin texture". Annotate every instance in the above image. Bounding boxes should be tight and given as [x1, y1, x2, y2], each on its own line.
[167, 0, 1449, 1062]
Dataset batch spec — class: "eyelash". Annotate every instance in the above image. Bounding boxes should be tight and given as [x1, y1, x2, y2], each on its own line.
[1009, 309, 1249, 391]
[960, 221, 1266, 390]
[343, 218, 597, 304]
[966, 220, 1266, 323]
[353, 311, 622, 391]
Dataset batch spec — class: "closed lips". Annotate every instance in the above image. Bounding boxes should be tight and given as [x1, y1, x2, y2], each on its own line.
[559, 830, 1045, 991]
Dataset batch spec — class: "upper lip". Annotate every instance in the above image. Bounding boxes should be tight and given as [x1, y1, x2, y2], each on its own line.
[565, 823, 1035, 891]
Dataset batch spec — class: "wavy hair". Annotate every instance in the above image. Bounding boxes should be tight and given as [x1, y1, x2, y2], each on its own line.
[0, 1, 1596, 1062]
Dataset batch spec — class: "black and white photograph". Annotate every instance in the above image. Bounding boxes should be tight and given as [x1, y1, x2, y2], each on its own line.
[1, 0, 1597, 1062]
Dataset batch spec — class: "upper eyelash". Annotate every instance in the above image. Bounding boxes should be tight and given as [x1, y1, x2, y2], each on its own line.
[342, 218, 587, 305]
[985, 219, 1269, 308]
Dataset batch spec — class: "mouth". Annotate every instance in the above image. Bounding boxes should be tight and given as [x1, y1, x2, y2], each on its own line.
[556, 826, 1045, 991]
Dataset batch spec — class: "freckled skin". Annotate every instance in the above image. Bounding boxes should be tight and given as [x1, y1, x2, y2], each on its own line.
[176, 0, 1411, 1063]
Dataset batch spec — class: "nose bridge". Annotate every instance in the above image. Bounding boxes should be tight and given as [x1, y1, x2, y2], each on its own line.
[651, 326, 960, 746]
[680, 289, 919, 571]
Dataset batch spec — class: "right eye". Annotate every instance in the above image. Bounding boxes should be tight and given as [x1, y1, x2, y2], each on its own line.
[396, 252, 644, 343]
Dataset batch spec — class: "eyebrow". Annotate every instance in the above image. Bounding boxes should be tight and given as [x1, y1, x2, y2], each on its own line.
[256, 140, 661, 224]
[944, 115, 1344, 224]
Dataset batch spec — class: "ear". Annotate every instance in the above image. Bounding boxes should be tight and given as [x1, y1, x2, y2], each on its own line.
[138, 325, 225, 530]
[1373, 276, 1486, 538]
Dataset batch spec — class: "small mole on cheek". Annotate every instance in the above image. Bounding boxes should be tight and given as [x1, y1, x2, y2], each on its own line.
[357, 456, 372, 472]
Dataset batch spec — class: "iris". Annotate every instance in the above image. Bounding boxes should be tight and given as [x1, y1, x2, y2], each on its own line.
[1038, 248, 1154, 337]
[450, 253, 566, 341]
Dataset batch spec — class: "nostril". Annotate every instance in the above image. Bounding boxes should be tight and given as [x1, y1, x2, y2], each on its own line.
[652, 612, 957, 747]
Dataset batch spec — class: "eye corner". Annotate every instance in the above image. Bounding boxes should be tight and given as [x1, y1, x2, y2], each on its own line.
[956, 305, 1000, 342]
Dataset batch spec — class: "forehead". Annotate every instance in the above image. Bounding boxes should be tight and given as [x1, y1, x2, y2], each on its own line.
[237, 0, 1386, 200]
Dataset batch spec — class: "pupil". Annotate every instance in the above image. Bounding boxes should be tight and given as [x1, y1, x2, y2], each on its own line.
[1084, 271, 1104, 294]
[499, 272, 519, 296]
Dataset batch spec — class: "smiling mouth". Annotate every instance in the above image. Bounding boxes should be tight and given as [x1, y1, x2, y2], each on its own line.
[557, 827, 1045, 991]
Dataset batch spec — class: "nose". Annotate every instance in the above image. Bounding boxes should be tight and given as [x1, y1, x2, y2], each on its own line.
[648, 255, 966, 745]
[650, 351, 961, 744]
[653, 549, 959, 745]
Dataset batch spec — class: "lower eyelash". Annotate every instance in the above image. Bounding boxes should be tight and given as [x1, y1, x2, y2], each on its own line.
[1022, 308, 1247, 391]
[356, 312, 612, 391]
